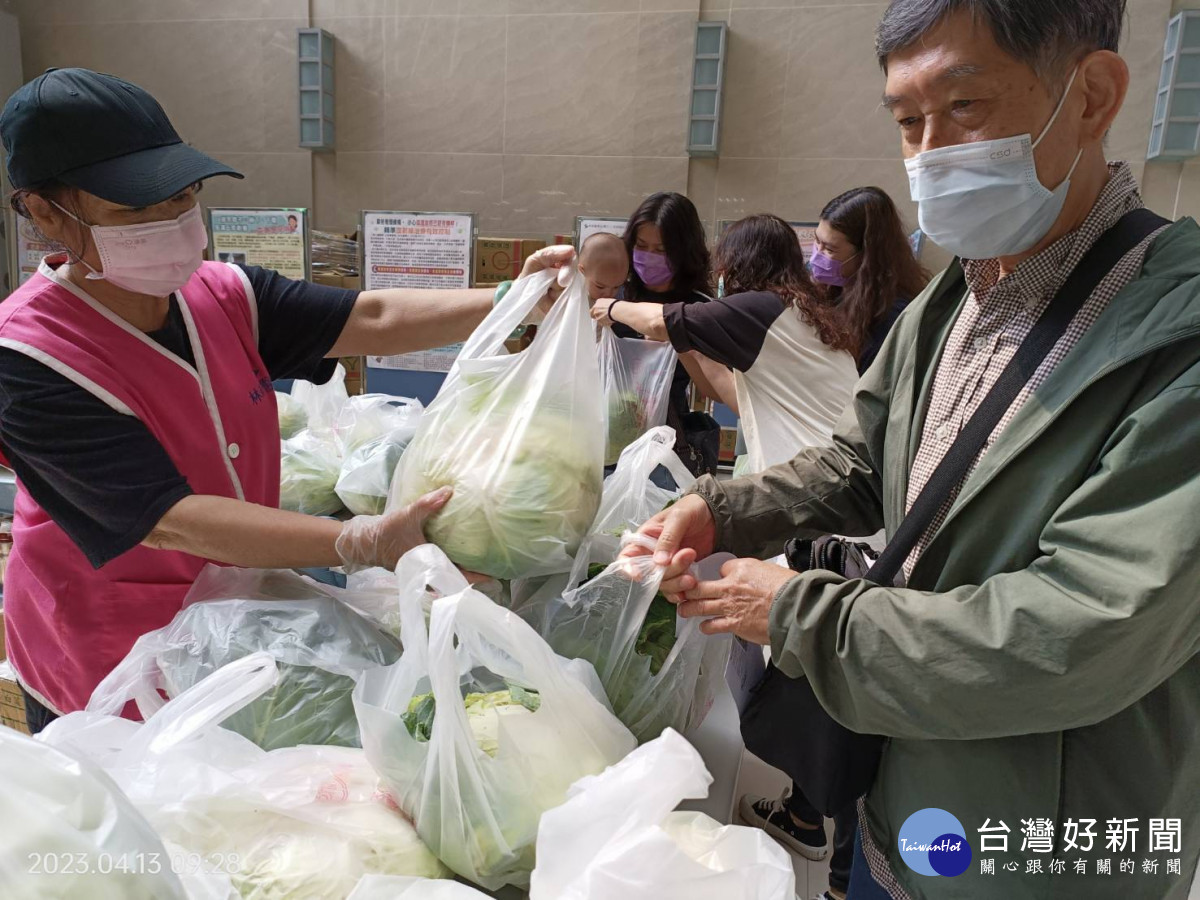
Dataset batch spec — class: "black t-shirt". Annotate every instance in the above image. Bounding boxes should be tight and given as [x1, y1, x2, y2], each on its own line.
[858, 298, 910, 375]
[0, 265, 358, 569]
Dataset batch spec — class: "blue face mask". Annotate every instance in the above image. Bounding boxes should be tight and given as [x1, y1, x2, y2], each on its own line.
[905, 67, 1083, 260]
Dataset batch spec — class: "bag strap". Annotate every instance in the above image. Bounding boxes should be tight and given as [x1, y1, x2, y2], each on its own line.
[865, 208, 1171, 586]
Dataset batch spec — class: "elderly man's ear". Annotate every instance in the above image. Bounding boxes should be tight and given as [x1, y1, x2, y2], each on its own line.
[1076, 50, 1129, 144]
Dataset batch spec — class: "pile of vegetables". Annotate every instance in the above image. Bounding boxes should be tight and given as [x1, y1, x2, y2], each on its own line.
[278, 382, 423, 519]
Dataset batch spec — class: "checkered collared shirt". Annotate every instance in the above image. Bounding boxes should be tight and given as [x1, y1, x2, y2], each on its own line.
[860, 163, 1168, 898]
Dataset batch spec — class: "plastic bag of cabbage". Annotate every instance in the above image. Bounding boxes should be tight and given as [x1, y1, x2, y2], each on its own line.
[354, 545, 636, 890]
[335, 396, 423, 515]
[43, 654, 451, 900]
[598, 327, 676, 466]
[523, 535, 729, 743]
[88, 565, 402, 751]
[275, 391, 307, 440]
[390, 267, 605, 580]
[0, 726, 199, 900]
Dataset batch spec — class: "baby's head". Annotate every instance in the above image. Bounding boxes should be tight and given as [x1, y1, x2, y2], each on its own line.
[578, 232, 630, 302]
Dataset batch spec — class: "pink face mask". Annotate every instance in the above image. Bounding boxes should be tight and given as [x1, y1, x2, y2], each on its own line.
[54, 202, 209, 297]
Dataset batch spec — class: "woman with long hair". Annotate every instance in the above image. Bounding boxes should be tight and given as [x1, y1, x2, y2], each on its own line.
[811, 186, 932, 373]
[739, 188, 930, 900]
[593, 213, 858, 474]
[610, 191, 720, 476]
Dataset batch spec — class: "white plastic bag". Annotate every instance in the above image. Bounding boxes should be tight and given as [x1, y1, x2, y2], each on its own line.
[290, 363, 349, 434]
[390, 267, 605, 579]
[280, 429, 345, 515]
[346, 875, 489, 899]
[0, 726, 193, 900]
[598, 328, 677, 466]
[275, 390, 307, 440]
[530, 728, 794, 900]
[528, 535, 730, 743]
[88, 565, 402, 750]
[44, 654, 451, 900]
[354, 545, 636, 890]
[334, 393, 423, 456]
[568, 426, 695, 588]
[280, 364, 353, 515]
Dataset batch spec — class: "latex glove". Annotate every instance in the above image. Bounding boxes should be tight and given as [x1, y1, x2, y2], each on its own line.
[335, 487, 452, 574]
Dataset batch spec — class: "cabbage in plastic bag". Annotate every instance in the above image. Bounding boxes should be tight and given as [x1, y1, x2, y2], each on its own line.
[397, 412, 602, 580]
[152, 596, 402, 751]
[276, 391, 308, 440]
[605, 390, 647, 467]
[335, 394, 423, 457]
[279, 431, 344, 516]
[336, 434, 410, 516]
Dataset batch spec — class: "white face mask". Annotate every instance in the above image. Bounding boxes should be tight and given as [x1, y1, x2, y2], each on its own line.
[53, 202, 209, 297]
[905, 67, 1083, 260]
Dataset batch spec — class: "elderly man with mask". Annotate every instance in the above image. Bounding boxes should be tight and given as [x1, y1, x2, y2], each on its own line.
[625, 1, 1200, 897]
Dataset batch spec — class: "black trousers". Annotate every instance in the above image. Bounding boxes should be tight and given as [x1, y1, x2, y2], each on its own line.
[786, 782, 858, 893]
[21, 684, 58, 734]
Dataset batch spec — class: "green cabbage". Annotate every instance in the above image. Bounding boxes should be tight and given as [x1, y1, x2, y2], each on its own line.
[401, 687, 542, 758]
[276, 391, 308, 440]
[584, 563, 676, 677]
[396, 412, 602, 580]
[336, 435, 410, 516]
[279, 431, 344, 516]
[156, 596, 402, 751]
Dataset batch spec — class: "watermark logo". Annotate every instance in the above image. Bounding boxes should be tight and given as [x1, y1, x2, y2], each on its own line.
[898, 808, 973, 877]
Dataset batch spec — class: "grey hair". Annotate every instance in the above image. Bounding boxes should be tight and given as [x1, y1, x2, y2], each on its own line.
[876, 0, 1127, 80]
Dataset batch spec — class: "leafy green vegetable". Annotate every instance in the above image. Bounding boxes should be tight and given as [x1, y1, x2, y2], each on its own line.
[397, 409, 603, 580]
[279, 431, 344, 516]
[157, 597, 402, 751]
[401, 687, 542, 758]
[605, 390, 647, 466]
[581, 563, 677, 677]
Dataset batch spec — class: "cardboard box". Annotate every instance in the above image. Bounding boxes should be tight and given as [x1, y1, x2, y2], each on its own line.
[311, 271, 344, 288]
[340, 356, 366, 396]
[473, 238, 548, 287]
[719, 427, 738, 463]
[554, 233, 575, 247]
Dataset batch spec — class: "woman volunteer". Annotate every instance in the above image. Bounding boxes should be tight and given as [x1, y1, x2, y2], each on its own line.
[593, 213, 861, 475]
[0, 68, 571, 732]
[615, 191, 720, 476]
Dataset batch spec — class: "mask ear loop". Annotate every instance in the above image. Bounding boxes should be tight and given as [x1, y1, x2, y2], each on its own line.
[49, 199, 105, 279]
[1031, 65, 1085, 188]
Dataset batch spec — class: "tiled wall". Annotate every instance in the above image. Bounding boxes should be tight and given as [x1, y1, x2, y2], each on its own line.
[6, 0, 1183, 267]
[309, 0, 698, 237]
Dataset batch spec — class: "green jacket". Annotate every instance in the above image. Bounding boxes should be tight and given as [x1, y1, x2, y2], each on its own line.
[693, 219, 1200, 899]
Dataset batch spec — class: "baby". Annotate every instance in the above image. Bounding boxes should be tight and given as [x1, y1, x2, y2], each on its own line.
[577, 232, 629, 302]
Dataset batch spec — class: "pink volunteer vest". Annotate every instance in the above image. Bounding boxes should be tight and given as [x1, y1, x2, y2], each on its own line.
[0, 258, 280, 714]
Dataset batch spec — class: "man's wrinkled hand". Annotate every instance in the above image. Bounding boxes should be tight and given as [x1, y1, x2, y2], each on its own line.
[675, 557, 796, 646]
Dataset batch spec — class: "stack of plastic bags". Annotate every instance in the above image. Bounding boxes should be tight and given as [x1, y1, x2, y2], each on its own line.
[353, 545, 637, 890]
[89, 566, 402, 750]
[277, 366, 423, 518]
[39, 654, 452, 900]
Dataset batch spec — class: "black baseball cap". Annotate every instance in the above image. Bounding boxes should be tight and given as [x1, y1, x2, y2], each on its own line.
[0, 67, 242, 207]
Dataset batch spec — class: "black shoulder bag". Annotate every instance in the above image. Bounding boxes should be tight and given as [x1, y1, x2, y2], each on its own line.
[739, 208, 1170, 817]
